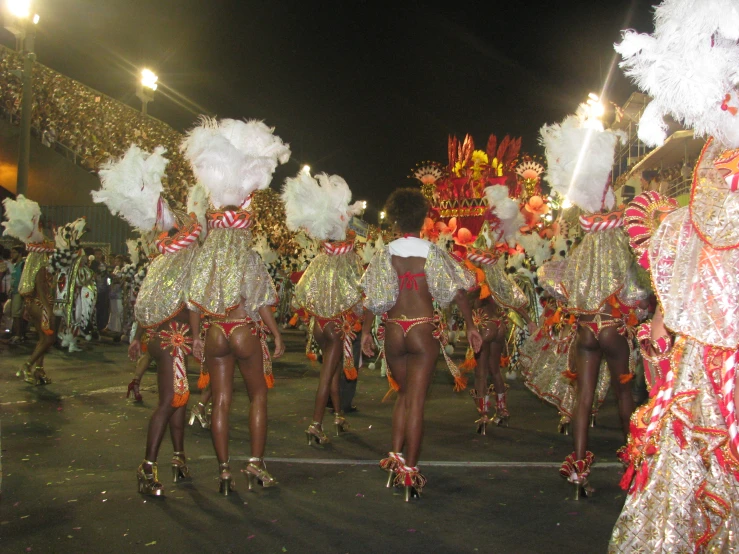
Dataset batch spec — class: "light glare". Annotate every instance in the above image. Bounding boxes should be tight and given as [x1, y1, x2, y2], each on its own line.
[140, 69, 158, 91]
[32, 13, 38, 24]
[302, 165, 311, 173]
[7, 0, 31, 18]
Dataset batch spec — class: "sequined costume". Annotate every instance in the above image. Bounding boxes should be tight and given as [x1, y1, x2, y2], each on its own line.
[135, 221, 201, 407]
[186, 210, 278, 387]
[610, 139, 739, 553]
[18, 244, 55, 335]
[521, 261, 610, 423]
[362, 238, 475, 390]
[294, 239, 363, 379]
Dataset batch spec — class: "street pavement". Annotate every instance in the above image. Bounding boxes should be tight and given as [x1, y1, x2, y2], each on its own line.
[0, 330, 628, 554]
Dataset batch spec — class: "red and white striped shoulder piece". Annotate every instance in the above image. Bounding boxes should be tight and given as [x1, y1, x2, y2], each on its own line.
[156, 221, 202, 255]
[578, 210, 624, 233]
[624, 191, 679, 270]
[323, 240, 354, 256]
[26, 242, 55, 253]
[466, 247, 499, 266]
[207, 209, 253, 230]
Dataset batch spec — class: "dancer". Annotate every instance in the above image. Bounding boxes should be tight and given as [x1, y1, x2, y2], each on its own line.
[183, 117, 289, 495]
[540, 104, 648, 498]
[520, 262, 610, 435]
[282, 170, 364, 444]
[1, 195, 55, 384]
[609, 1, 739, 550]
[361, 188, 482, 501]
[94, 144, 199, 497]
[464, 187, 535, 433]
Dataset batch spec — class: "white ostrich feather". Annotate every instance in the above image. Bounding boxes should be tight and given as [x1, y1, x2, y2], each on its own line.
[125, 239, 140, 266]
[1, 195, 44, 243]
[282, 172, 359, 241]
[539, 114, 624, 213]
[95, 144, 175, 231]
[518, 233, 552, 268]
[506, 252, 525, 272]
[181, 117, 290, 208]
[616, 0, 739, 148]
[483, 185, 525, 244]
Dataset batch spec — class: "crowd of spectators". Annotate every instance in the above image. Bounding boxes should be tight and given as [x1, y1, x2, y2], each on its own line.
[0, 45, 192, 205]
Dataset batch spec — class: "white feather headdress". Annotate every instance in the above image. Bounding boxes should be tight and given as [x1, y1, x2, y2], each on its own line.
[282, 171, 363, 241]
[482, 185, 524, 246]
[94, 145, 175, 231]
[615, 0, 739, 148]
[180, 118, 290, 209]
[539, 111, 625, 213]
[1, 195, 44, 244]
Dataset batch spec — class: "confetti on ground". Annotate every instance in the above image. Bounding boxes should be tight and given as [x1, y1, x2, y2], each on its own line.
[145, 541, 157, 546]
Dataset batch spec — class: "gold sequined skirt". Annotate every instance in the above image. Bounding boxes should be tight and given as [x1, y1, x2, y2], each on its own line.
[295, 252, 363, 319]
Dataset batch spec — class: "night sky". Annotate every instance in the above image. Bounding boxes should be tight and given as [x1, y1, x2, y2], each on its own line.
[2, 0, 654, 216]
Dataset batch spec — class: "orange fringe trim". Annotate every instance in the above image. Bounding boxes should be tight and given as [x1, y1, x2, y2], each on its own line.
[171, 390, 189, 408]
[453, 375, 468, 392]
[43, 328, 55, 336]
[562, 370, 578, 380]
[619, 373, 635, 384]
[627, 311, 639, 327]
[500, 355, 511, 368]
[289, 313, 299, 326]
[264, 373, 275, 389]
[306, 352, 318, 362]
[343, 366, 358, 380]
[198, 372, 210, 390]
[387, 373, 400, 391]
[382, 387, 397, 403]
[459, 346, 477, 372]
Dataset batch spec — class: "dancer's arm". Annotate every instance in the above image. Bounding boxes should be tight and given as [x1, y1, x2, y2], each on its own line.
[189, 309, 203, 361]
[258, 306, 285, 358]
[127, 321, 145, 360]
[360, 308, 375, 357]
[454, 289, 482, 353]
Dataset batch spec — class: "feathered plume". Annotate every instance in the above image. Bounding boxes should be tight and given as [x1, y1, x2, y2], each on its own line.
[282, 171, 362, 241]
[539, 112, 625, 213]
[180, 117, 290, 208]
[94, 145, 175, 231]
[517, 233, 552, 268]
[1, 195, 44, 244]
[126, 238, 141, 266]
[483, 185, 524, 245]
[615, 0, 739, 148]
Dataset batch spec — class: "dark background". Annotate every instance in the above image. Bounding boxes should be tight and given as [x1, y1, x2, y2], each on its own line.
[1, 0, 654, 216]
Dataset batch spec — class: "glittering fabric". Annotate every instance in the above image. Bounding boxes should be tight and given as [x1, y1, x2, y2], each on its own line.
[562, 227, 645, 313]
[135, 245, 198, 328]
[609, 339, 739, 553]
[537, 260, 569, 304]
[652, 206, 739, 349]
[520, 322, 609, 418]
[187, 228, 277, 320]
[294, 251, 363, 318]
[361, 244, 474, 314]
[482, 258, 528, 311]
[18, 251, 49, 297]
[690, 138, 739, 250]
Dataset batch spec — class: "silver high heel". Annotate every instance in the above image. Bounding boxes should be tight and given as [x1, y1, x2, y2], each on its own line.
[333, 412, 349, 436]
[188, 402, 210, 429]
[171, 451, 191, 482]
[242, 457, 278, 490]
[218, 460, 234, 495]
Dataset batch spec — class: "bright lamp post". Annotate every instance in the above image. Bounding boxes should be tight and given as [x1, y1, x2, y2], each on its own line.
[136, 69, 158, 115]
[4, 0, 39, 198]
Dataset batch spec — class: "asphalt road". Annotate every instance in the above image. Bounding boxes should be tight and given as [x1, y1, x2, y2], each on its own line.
[0, 330, 628, 554]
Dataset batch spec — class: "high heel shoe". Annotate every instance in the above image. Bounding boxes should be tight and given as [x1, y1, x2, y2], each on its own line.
[589, 413, 597, 428]
[22, 363, 50, 386]
[557, 414, 571, 435]
[242, 457, 278, 490]
[137, 460, 164, 496]
[35, 366, 51, 384]
[394, 463, 427, 502]
[333, 412, 349, 436]
[560, 451, 595, 500]
[379, 452, 405, 488]
[126, 378, 142, 402]
[470, 388, 492, 435]
[492, 384, 510, 427]
[305, 422, 330, 445]
[188, 402, 210, 429]
[218, 461, 235, 495]
[171, 452, 191, 483]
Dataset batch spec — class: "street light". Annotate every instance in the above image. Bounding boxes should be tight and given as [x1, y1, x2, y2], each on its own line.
[4, 0, 39, 198]
[302, 164, 311, 174]
[136, 68, 158, 115]
[379, 210, 386, 228]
